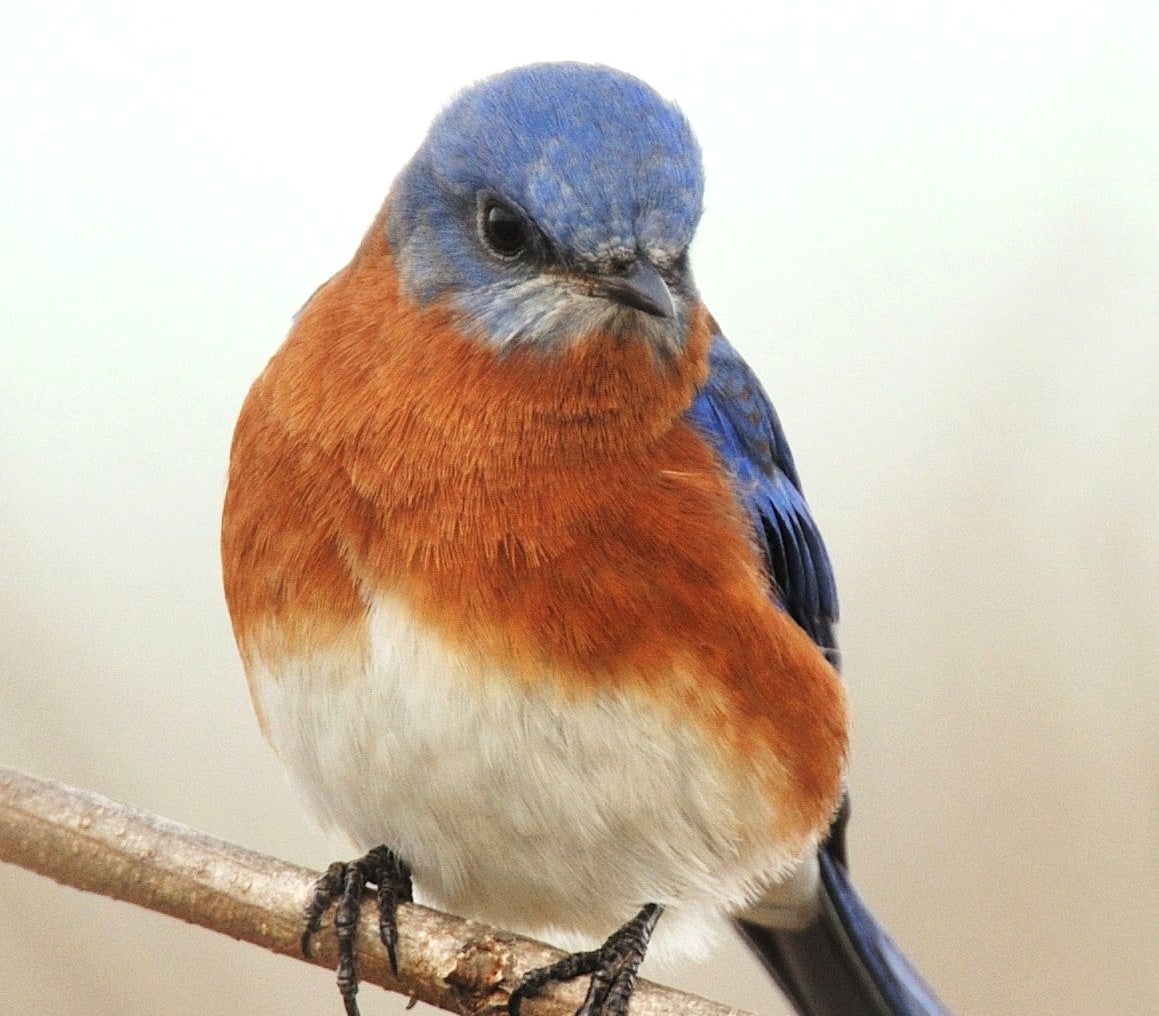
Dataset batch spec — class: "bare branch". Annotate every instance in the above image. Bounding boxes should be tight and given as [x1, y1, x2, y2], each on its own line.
[0, 766, 752, 1016]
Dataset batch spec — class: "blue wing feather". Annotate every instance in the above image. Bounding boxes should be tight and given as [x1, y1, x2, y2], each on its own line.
[694, 332, 953, 1014]
[686, 329, 839, 667]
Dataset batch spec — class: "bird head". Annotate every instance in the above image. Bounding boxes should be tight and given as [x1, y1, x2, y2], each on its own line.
[386, 63, 705, 351]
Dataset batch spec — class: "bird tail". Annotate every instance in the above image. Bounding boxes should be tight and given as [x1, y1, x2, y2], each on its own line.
[734, 808, 951, 1016]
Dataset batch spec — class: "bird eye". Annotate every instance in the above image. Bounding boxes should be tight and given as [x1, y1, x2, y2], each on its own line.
[480, 201, 529, 259]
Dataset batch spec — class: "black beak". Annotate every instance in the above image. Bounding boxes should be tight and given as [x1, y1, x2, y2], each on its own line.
[594, 259, 676, 319]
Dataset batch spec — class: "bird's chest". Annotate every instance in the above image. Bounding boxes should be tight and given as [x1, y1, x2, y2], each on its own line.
[250, 590, 789, 948]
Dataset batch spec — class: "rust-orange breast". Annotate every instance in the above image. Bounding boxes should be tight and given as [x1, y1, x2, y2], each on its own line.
[221, 207, 847, 840]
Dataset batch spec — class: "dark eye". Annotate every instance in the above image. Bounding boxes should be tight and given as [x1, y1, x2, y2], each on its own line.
[480, 201, 529, 259]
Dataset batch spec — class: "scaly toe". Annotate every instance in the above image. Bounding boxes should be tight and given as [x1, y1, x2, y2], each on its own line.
[509, 904, 662, 1016]
[300, 846, 414, 1016]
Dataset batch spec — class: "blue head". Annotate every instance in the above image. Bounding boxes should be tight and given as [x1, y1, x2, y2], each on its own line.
[386, 63, 705, 349]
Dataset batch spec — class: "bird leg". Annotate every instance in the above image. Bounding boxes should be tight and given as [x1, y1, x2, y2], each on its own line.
[301, 844, 413, 1016]
[509, 904, 663, 1016]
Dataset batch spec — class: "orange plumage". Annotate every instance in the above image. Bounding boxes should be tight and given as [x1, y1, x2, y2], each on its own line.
[222, 205, 847, 845]
[218, 63, 958, 1016]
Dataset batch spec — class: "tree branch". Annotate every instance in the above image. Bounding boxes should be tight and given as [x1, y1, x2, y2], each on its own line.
[0, 766, 751, 1016]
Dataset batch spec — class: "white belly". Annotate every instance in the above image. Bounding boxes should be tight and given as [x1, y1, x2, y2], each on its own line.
[251, 593, 801, 957]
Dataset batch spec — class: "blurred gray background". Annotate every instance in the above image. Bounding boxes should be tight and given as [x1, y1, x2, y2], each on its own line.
[2, 2, 1156, 1014]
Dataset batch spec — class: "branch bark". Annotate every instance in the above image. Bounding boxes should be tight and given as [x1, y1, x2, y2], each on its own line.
[0, 766, 752, 1016]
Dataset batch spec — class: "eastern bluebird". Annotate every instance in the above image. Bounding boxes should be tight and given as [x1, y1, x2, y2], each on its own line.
[221, 62, 948, 1016]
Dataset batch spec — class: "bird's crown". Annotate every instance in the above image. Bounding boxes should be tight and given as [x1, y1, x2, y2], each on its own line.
[431, 63, 702, 260]
[385, 63, 705, 346]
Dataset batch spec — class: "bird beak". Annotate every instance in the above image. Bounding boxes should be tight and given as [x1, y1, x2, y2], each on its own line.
[593, 259, 676, 319]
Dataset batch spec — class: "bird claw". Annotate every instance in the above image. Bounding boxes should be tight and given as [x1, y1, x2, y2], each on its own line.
[301, 845, 413, 1016]
[509, 904, 662, 1016]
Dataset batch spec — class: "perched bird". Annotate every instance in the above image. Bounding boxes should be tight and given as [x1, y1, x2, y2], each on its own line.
[222, 62, 948, 1016]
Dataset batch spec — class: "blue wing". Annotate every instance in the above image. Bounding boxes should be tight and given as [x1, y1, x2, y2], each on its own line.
[692, 328, 952, 1015]
[685, 328, 840, 668]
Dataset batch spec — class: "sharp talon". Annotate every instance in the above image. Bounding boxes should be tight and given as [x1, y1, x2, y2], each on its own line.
[510, 904, 662, 1016]
[302, 845, 414, 1016]
[303, 861, 349, 958]
[372, 845, 413, 974]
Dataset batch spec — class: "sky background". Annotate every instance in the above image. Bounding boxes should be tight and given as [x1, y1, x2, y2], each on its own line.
[2, 2, 1156, 1014]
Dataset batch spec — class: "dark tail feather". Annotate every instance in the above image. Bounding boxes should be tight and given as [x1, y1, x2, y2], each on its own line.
[735, 839, 950, 1015]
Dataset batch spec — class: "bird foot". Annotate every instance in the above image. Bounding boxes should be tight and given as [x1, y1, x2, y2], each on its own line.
[509, 904, 663, 1016]
[301, 844, 413, 1016]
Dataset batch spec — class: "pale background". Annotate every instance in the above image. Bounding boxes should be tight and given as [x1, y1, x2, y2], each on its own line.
[2, 2, 1156, 1014]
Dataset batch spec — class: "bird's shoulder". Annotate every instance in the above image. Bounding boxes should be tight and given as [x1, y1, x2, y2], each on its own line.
[684, 326, 839, 664]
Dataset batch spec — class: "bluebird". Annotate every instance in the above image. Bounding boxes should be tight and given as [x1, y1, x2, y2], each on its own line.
[221, 62, 949, 1016]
